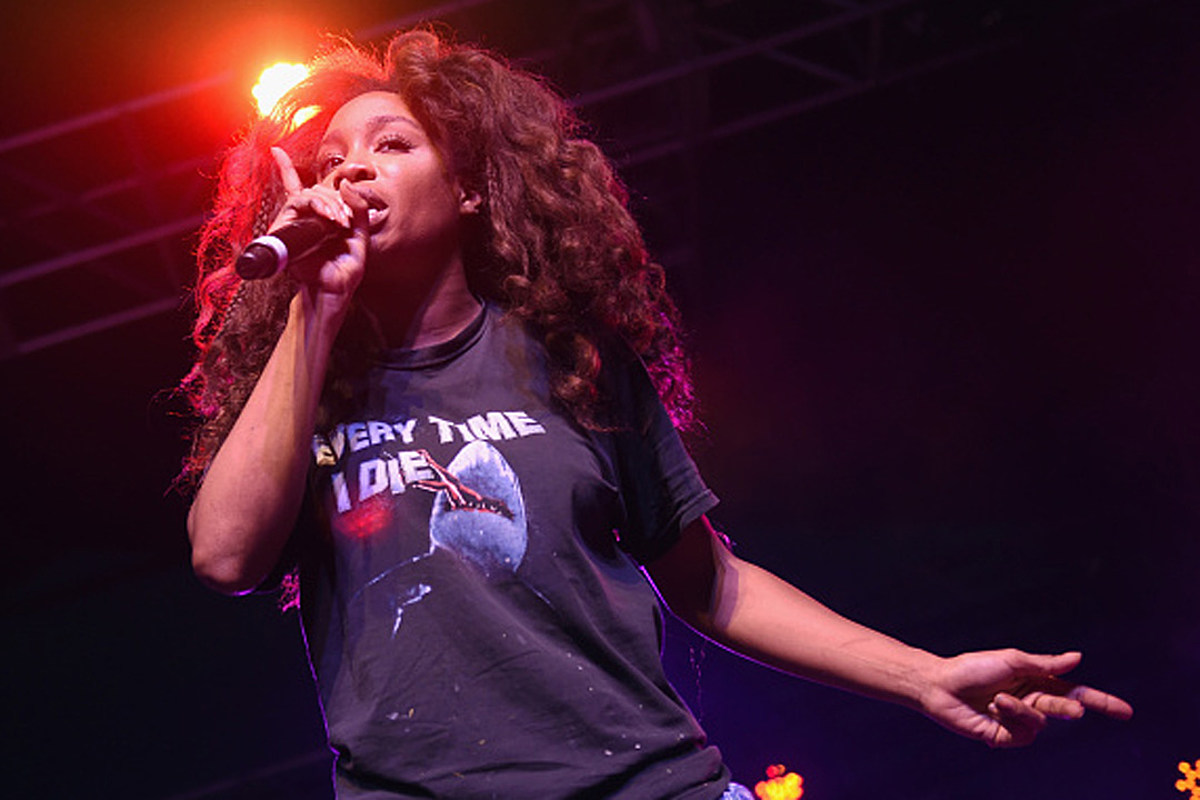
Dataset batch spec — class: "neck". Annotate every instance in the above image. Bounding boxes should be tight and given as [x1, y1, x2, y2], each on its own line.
[360, 260, 482, 350]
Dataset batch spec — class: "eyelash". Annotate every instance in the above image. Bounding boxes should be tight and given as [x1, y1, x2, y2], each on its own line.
[316, 154, 343, 177]
[316, 136, 415, 177]
[378, 135, 414, 152]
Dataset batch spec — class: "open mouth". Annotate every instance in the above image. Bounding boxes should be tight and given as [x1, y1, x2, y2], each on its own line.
[367, 207, 388, 228]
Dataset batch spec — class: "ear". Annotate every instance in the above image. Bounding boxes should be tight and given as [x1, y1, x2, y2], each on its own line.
[458, 187, 483, 215]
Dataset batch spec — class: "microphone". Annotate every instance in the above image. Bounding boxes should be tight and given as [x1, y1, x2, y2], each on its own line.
[235, 217, 343, 280]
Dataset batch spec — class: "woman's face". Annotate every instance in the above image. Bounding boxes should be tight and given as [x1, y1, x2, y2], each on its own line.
[315, 91, 475, 280]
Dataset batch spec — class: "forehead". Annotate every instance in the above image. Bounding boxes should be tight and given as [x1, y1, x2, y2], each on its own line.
[322, 91, 425, 140]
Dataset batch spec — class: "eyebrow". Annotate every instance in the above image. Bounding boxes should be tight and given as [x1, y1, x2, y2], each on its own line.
[321, 114, 423, 148]
[364, 114, 422, 134]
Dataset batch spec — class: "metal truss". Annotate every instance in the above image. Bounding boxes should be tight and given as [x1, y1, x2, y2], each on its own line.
[0, 0, 1155, 360]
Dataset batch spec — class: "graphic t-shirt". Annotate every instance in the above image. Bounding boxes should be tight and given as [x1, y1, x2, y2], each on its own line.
[297, 304, 726, 798]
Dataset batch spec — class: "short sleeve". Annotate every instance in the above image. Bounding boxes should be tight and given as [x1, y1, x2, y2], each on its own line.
[598, 345, 718, 564]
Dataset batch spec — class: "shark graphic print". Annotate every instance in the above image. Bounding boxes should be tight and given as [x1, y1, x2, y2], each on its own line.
[419, 443, 527, 577]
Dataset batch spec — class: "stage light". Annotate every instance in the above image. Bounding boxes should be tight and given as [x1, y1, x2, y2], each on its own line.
[754, 763, 804, 800]
[252, 62, 310, 117]
[1177, 760, 1200, 798]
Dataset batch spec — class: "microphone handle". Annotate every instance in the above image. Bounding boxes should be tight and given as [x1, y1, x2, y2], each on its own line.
[235, 217, 340, 280]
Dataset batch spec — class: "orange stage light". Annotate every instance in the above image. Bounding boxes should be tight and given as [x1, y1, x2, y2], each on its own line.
[1178, 760, 1200, 798]
[754, 763, 804, 800]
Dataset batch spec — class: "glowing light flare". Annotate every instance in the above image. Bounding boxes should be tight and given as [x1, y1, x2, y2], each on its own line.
[1177, 760, 1200, 798]
[335, 495, 393, 540]
[754, 764, 804, 800]
[252, 62, 313, 120]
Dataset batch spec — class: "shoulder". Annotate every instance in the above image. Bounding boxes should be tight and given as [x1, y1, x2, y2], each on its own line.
[596, 336, 664, 431]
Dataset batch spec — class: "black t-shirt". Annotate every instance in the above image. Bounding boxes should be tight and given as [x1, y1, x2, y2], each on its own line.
[297, 304, 726, 798]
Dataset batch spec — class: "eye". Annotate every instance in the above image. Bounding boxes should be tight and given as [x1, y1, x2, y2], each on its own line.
[377, 135, 414, 153]
[315, 152, 344, 178]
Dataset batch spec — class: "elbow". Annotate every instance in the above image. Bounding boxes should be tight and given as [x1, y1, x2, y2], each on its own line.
[191, 547, 262, 595]
[188, 508, 267, 595]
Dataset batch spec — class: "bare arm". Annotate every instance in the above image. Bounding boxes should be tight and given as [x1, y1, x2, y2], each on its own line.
[187, 290, 345, 593]
[646, 515, 1133, 747]
[188, 148, 366, 594]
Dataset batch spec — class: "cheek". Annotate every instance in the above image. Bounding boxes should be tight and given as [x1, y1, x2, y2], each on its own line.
[383, 181, 461, 242]
[408, 178, 464, 219]
[413, 172, 459, 205]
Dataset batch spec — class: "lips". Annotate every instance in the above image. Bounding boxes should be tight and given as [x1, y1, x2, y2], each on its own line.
[346, 187, 388, 229]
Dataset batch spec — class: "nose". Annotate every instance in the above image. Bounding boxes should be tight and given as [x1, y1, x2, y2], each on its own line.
[330, 157, 374, 188]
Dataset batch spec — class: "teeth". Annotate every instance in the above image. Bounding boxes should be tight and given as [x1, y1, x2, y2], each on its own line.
[367, 208, 384, 225]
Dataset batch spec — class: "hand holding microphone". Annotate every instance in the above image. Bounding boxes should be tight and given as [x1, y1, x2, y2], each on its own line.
[236, 148, 367, 296]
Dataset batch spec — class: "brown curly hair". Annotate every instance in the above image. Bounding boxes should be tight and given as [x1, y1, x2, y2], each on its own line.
[179, 28, 694, 488]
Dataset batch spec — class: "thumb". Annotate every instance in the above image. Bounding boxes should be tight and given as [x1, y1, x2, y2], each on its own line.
[1011, 650, 1082, 677]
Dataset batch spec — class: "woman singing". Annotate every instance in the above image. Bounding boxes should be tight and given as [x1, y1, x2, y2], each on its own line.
[182, 28, 1132, 799]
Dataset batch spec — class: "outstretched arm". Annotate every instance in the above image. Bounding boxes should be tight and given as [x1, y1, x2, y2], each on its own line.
[646, 515, 1132, 748]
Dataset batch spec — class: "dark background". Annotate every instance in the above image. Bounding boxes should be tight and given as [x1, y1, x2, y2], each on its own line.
[1, 1, 1196, 798]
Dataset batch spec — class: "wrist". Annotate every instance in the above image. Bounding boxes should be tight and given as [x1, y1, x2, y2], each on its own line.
[288, 285, 350, 346]
[899, 648, 947, 713]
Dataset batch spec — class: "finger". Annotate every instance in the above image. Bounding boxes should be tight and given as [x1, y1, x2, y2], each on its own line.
[989, 692, 1047, 748]
[340, 182, 371, 230]
[1008, 650, 1083, 678]
[307, 190, 353, 229]
[1069, 685, 1134, 720]
[1014, 652, 1135, 722]
[1025, 690, 1085, 720]
[271, 147, 304, 194]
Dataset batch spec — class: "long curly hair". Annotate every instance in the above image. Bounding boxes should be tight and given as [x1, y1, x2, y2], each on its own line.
[179, 28, 694, 488]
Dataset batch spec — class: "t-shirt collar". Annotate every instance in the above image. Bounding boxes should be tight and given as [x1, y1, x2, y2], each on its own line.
[375, 301, 490, 370]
